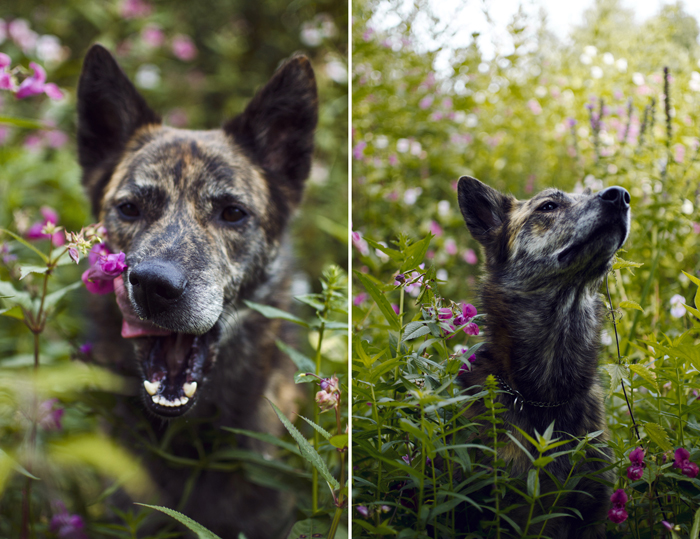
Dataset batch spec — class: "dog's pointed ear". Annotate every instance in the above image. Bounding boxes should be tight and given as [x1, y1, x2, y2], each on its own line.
[457, 176, 512, 245]
[77, 44, 161, 212]
[223, 55, 318, 205]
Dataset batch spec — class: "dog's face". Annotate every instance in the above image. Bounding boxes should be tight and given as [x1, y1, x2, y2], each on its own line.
[457, 176, 630, 291]
[77, 45, 317, 418]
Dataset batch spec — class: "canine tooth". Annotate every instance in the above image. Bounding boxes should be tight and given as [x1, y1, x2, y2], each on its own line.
[180, 397, 189, 405]
[183, 382, 197, 398]
[144, 380, 160, 396]
[151, 395, 159, 404]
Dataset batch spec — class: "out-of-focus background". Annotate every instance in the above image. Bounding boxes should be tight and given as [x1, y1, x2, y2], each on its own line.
[0, 0, 347, 536]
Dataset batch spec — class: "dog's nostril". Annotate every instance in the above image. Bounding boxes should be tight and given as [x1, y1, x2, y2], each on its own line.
[130, 261, 187, 305]
[129, 272, 140, 287]
[598, 186, 630, 209]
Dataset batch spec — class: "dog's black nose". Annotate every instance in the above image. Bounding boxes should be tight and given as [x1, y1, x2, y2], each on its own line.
[129, 260, 188, 317]
[598, 186, 630, 209]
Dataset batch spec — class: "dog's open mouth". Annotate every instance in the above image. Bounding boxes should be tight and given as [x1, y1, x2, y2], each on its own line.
[114, 276, 219, 417]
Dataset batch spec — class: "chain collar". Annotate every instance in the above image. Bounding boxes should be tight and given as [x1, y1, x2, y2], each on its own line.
[494, 374, 569, 410]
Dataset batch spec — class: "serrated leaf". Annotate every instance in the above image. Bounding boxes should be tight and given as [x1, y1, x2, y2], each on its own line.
[403, 322, 431, 341]
[137, 504, 222, 539]
[401, 236, 431, 272]
[619, 300, 644, 313]
[643, 423, 672, 452]
[268, 401, 339, 490]
[0, 305, 24, 320]
[602, 363, 629, 394]
[354, 271, 400, 331]
[243, 300, 308, 327]
[329, 434, 348, 449]
[43, 281, 82, 311]
[612, 257, 643, 272]
[19, 265, 49, 280]
[286, 518, 331, 539]
[629, 364, 658, 390]
[298, 415, 333, 440]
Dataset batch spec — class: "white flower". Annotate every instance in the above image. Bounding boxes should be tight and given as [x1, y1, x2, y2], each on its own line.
[591, 66, 603, 79]
[632, 72, 645, 86]
[603, 52, 614, 65]
[670, 294, 686, 318]
[601, 330, 613, 346]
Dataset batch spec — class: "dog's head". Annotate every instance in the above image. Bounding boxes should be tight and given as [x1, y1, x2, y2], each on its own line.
[457, 176, 630, 291]
[77, 44, 317, 417]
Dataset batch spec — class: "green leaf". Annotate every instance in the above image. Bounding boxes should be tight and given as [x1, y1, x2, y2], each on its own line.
[619, 300, 644, 313]
[400, 235, 431, 272]
[137, 504, 222, 539]
[0, 116, 46, 129]
[0, 305, 24, 320]
[403, 321, 431, 341]
[221, 427, 301, 456]
[19, 265, 49, 280]
[294, 294, 325, 311]
[612, 257, 643, 272]
[298, 414, 333, 440]
[643, 423, 672, 452]
[364, 237, 402, 261]
[527, 469, 539, 498]
[275, 340, 316, 373]
[690, 506, 700, 539]
[629, 364, 658, 390]
[329, 434, 348, 449]
[43, 281, 82, 311]
[602, 363, 629, 395]
[682, 271, 700, 311]
[0, 281, 33, 311]
[286, 518, 331, 539]
[267, 401, 340, 490]
[243, 300, 308, 327]
[532, 456, 554, 468]
[354, 271, 400, 331]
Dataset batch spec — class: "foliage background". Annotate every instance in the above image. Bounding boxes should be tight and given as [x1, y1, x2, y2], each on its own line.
[352, 0, 700, 536]
[0, 0, 348, 537]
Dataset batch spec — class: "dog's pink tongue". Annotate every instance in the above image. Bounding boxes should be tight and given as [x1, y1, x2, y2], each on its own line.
[114, 276, 173, 339]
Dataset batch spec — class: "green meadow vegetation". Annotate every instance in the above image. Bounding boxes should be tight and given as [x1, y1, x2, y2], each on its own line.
[352, 0, 700, 537]
[0, 1, 348, 537]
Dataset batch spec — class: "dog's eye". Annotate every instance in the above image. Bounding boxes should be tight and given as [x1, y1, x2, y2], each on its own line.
[537, 201, 558, 212]
[117, 202, 140, 220]
[221, 206, 248, 224]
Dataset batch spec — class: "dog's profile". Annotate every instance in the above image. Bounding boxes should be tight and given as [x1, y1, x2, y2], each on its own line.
[77, 44, 317, 538]
[456, 176, 630, 538]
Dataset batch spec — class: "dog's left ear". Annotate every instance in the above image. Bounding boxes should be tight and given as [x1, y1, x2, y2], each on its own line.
[224, 55, 318, 206]
[457, 176, 513, 246]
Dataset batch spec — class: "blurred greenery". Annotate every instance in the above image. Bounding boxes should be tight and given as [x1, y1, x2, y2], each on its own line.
[0, 0, 347, 537]
[353, 0, 700, 536]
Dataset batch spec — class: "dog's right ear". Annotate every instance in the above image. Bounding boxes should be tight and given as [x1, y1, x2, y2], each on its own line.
[77, 44, 161, 214]
[457, 176, 512, 246]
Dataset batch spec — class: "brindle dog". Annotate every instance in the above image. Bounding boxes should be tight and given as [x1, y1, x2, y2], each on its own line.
[77, 44, 317, 538]
[456, 176, 630, 538]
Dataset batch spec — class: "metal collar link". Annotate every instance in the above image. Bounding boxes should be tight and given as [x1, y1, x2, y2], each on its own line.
[494, 374, 569, 410]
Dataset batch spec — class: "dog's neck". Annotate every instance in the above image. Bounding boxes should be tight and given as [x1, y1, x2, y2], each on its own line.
[481, 276, 604, 403]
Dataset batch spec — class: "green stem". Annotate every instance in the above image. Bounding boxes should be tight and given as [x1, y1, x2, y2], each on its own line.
[312, 319, 327, 514]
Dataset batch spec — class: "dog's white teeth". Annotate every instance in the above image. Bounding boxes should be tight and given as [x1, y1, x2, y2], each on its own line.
[144, 380, 160, 396]
[183, 382, 197, 398]
[151, 394, 189, 407]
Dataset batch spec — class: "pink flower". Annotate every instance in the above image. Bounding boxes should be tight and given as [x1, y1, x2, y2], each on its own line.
[172, 35, 198, 61]
[608, 506, 628, 524]
[527, 99, 542, 115]
[391, 304, 400, 315]
[627, 465, 643, 480]
[463, 323, 479, 336]
[15, 62, 63, 100]
[610, 488, 628, 506]
[0, 53, 10, 69]
[429, 220, 443, 237]
[50, 503, 86, 539]
[353, 141, 366, 160]
[672, 447, 699, 478]
[454, 303, 477, 326]
[673, 143, 685, 163]
[120, 0, 152, 19]
[629, 447, 644, 465]
[45, 130, 68, 148]
[81, 244, 128, 295]
[356, 505, 369, 518]
[38, 399, 64, 430]
[437, 308, 452, 320]
[419, 96, 433, 109]
[26, 206, 64, 245]
[463, 249, 478, 265]
[353, 293, 368, 306]
[141, 24, 164, 48]
[351, 230, 369, 256]
[8, 19, 38, 53]
[445, 238, 457, 255]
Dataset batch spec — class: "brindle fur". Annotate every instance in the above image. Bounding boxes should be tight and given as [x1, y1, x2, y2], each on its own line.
[456, 176, 631, 538]
[77, 44, 318, 538]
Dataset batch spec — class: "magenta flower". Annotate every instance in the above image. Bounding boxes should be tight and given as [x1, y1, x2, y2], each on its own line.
[79, 342, 93, 355]
[627, 465, 643, 481]
[429, 220, 443, 237]
[629, 447, 644, 465]
[141, 24, 164, 48]
[458, 354, 476, 374]
[437, 308, 452, 320]
[15, 62, 63, 100]
[82, 244, 127, 295]
[172, 35, 198, 61]
[391, 303, 400, 315]
[0, 52, 11, 70]
[444, 238, 457, 255]
[608, 489, 628, 524]
[352, 141, 366, 160]
[356, 505, 369, 518]
[627, 447, 645, 480]
[26, 206, 65, 246]
[120, 0, 152, 19]
[454, 303, 477, 326]
[38, 399, 64, 430]
[353, 293, 368, 306]
[50, 503, 87, 539]
[419, 96, 433, 110]
[463, 248, 478, 265]
[672, 447, 699, 478]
